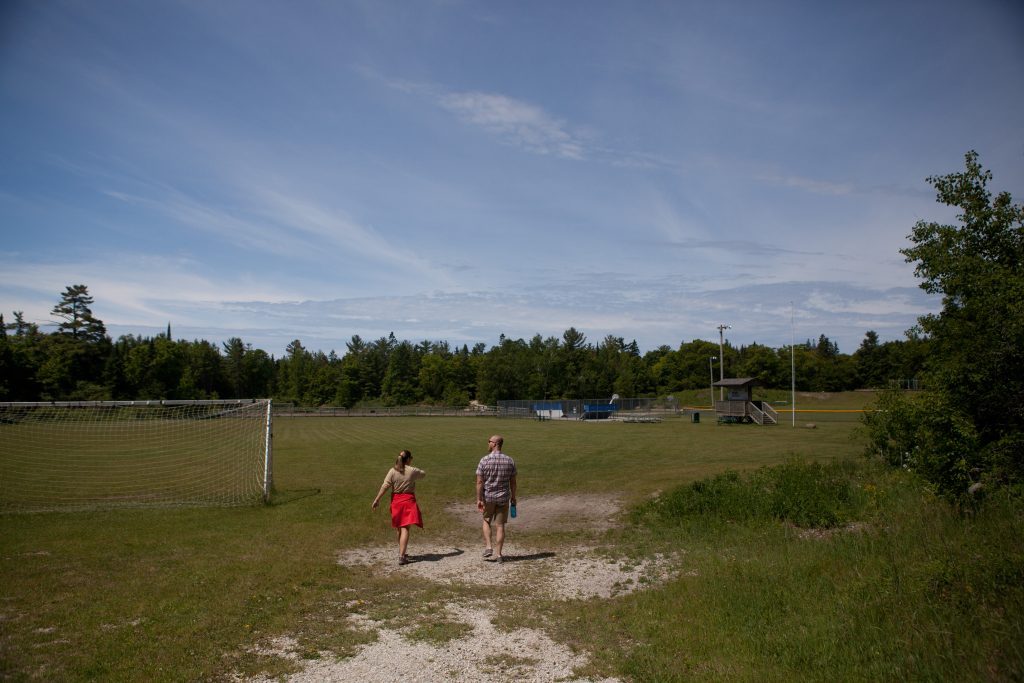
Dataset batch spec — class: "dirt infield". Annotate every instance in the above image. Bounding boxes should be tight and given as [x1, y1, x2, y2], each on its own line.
[237, 494, 679, 682]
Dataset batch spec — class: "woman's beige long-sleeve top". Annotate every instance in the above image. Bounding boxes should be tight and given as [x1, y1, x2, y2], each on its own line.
[379, 466, 425, 494]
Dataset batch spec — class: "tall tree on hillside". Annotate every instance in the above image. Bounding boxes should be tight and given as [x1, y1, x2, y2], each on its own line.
[51, 284, 106, 341]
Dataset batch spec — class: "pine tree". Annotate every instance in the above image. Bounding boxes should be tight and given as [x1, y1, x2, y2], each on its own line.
[51, 284, 107, 341]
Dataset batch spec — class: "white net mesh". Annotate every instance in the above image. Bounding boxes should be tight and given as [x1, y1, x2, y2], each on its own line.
[0, 400, 272, 512]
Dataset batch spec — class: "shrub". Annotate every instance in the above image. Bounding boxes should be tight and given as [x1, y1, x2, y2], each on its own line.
[634, 458, 866, 529]
[862, 388, 980, 501]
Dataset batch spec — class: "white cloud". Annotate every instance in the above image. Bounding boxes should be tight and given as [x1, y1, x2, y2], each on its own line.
[0, 253, 304, 329]
[436, 90, 585, 159]
[757, 172, 855, 196]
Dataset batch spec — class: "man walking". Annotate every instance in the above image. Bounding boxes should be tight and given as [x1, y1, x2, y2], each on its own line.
[476, 434, 517, 563]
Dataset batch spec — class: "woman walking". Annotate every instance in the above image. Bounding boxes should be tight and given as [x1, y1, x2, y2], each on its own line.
[371, 450, 425, 565]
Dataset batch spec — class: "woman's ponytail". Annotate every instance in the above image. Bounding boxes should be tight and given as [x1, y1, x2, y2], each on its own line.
[394, 449, 412, 473]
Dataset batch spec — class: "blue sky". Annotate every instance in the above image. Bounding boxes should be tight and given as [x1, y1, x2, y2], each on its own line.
[2, 1, 1022, 357]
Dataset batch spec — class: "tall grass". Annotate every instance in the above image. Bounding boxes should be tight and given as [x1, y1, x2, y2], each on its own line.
[562, 460, 1024, 682]
[633, 458, 867, 528]
[1, 412, 1020, 681]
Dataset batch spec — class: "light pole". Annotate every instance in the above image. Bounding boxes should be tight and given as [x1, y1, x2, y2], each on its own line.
[717, 324, 730, 400]
[790, 302, 796, 427]
[709, 356, 717, 411]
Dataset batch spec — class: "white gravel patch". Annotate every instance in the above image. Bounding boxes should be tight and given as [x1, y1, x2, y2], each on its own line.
[245, 603, 620, 682]
[336, 543, 675, 601]
[234, 494, 680, 682]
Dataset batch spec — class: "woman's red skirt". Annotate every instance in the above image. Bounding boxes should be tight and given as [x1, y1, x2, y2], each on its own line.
[390, 493, 423, 529]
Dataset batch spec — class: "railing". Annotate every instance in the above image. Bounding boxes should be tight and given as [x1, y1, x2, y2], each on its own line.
[713, 399, 779, 425]
[749, 401, 779, 425]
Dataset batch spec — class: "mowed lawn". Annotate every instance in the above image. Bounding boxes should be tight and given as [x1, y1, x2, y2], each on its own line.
[1, 411, 952, 681]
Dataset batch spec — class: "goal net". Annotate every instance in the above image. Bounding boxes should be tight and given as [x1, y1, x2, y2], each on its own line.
[0, 400, 272, 513]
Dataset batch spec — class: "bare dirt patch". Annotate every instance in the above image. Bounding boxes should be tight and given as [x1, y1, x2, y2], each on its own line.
[443, 493, 625, 532]
[336, 543, 675, 601]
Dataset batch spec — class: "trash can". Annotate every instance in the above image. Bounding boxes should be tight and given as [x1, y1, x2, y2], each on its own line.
[692, 412, 700, 423]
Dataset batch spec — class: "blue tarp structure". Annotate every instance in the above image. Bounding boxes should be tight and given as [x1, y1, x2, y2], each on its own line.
[581, 403, 618, 419]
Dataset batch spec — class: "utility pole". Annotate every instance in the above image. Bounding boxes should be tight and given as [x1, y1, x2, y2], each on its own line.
[717, 324, 730, 400]
[709, 356, 717, 410]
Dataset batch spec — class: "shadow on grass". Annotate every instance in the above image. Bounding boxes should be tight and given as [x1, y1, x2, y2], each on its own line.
[269, 488, 321, 506]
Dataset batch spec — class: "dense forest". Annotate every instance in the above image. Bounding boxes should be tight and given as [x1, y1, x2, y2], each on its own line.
[0, 284, 927, 405]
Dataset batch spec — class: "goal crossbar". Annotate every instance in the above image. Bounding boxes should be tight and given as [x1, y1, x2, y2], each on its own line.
[0, 399, 273, 513]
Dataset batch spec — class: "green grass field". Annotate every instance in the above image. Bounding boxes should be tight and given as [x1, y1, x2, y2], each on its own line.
[1, 407, 1021, 681]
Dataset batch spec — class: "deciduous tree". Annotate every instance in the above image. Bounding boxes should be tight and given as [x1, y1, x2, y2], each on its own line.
[868, 151, 1024, 496]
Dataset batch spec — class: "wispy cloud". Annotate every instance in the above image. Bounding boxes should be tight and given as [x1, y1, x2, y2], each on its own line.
[366, 69, 683, 168]
[156, 279, 938, 356]
[54, 138, 455, 292]
[436, 90, 586, 159]
[757, 171, 855, 196]
[662, 239, 825, 257]
[101, 185, 301, 256]
[243, 185, 455, 288]
[364, 71, 591, 160]
[0, 252, 304, 328]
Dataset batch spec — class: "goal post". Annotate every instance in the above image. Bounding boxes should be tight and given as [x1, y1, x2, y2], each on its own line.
[0, 399, 273, 513]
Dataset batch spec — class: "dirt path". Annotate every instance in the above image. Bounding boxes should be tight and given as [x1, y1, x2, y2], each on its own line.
[237, 494, 678, 682]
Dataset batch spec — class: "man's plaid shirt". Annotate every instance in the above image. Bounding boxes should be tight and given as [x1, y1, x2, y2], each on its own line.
[476, 451, 517, 504]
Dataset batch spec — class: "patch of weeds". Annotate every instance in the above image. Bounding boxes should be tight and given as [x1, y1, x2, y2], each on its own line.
[482, 653, 540, 675]
[226, 649, 303, 681]
[492, 599, 543, 632]
[633, 457, 868, 530]
[404, 617, 474, 645]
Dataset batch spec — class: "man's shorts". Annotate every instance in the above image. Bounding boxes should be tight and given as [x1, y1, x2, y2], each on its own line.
[482, 500, 509, 525]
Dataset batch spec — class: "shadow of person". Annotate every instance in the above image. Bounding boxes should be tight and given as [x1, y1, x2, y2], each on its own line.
[493, 551, 556, 563]
[406, 548, 465, 563]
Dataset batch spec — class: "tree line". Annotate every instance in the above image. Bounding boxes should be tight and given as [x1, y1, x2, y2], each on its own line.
[1, 284, 926, 406]
[3, 153, 1017, 502]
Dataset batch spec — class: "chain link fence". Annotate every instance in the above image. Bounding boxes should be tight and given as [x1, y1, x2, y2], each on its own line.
[496, 397, 681, 421]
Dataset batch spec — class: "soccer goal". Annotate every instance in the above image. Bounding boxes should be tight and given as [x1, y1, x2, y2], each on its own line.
[0, 399, 272, 513]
